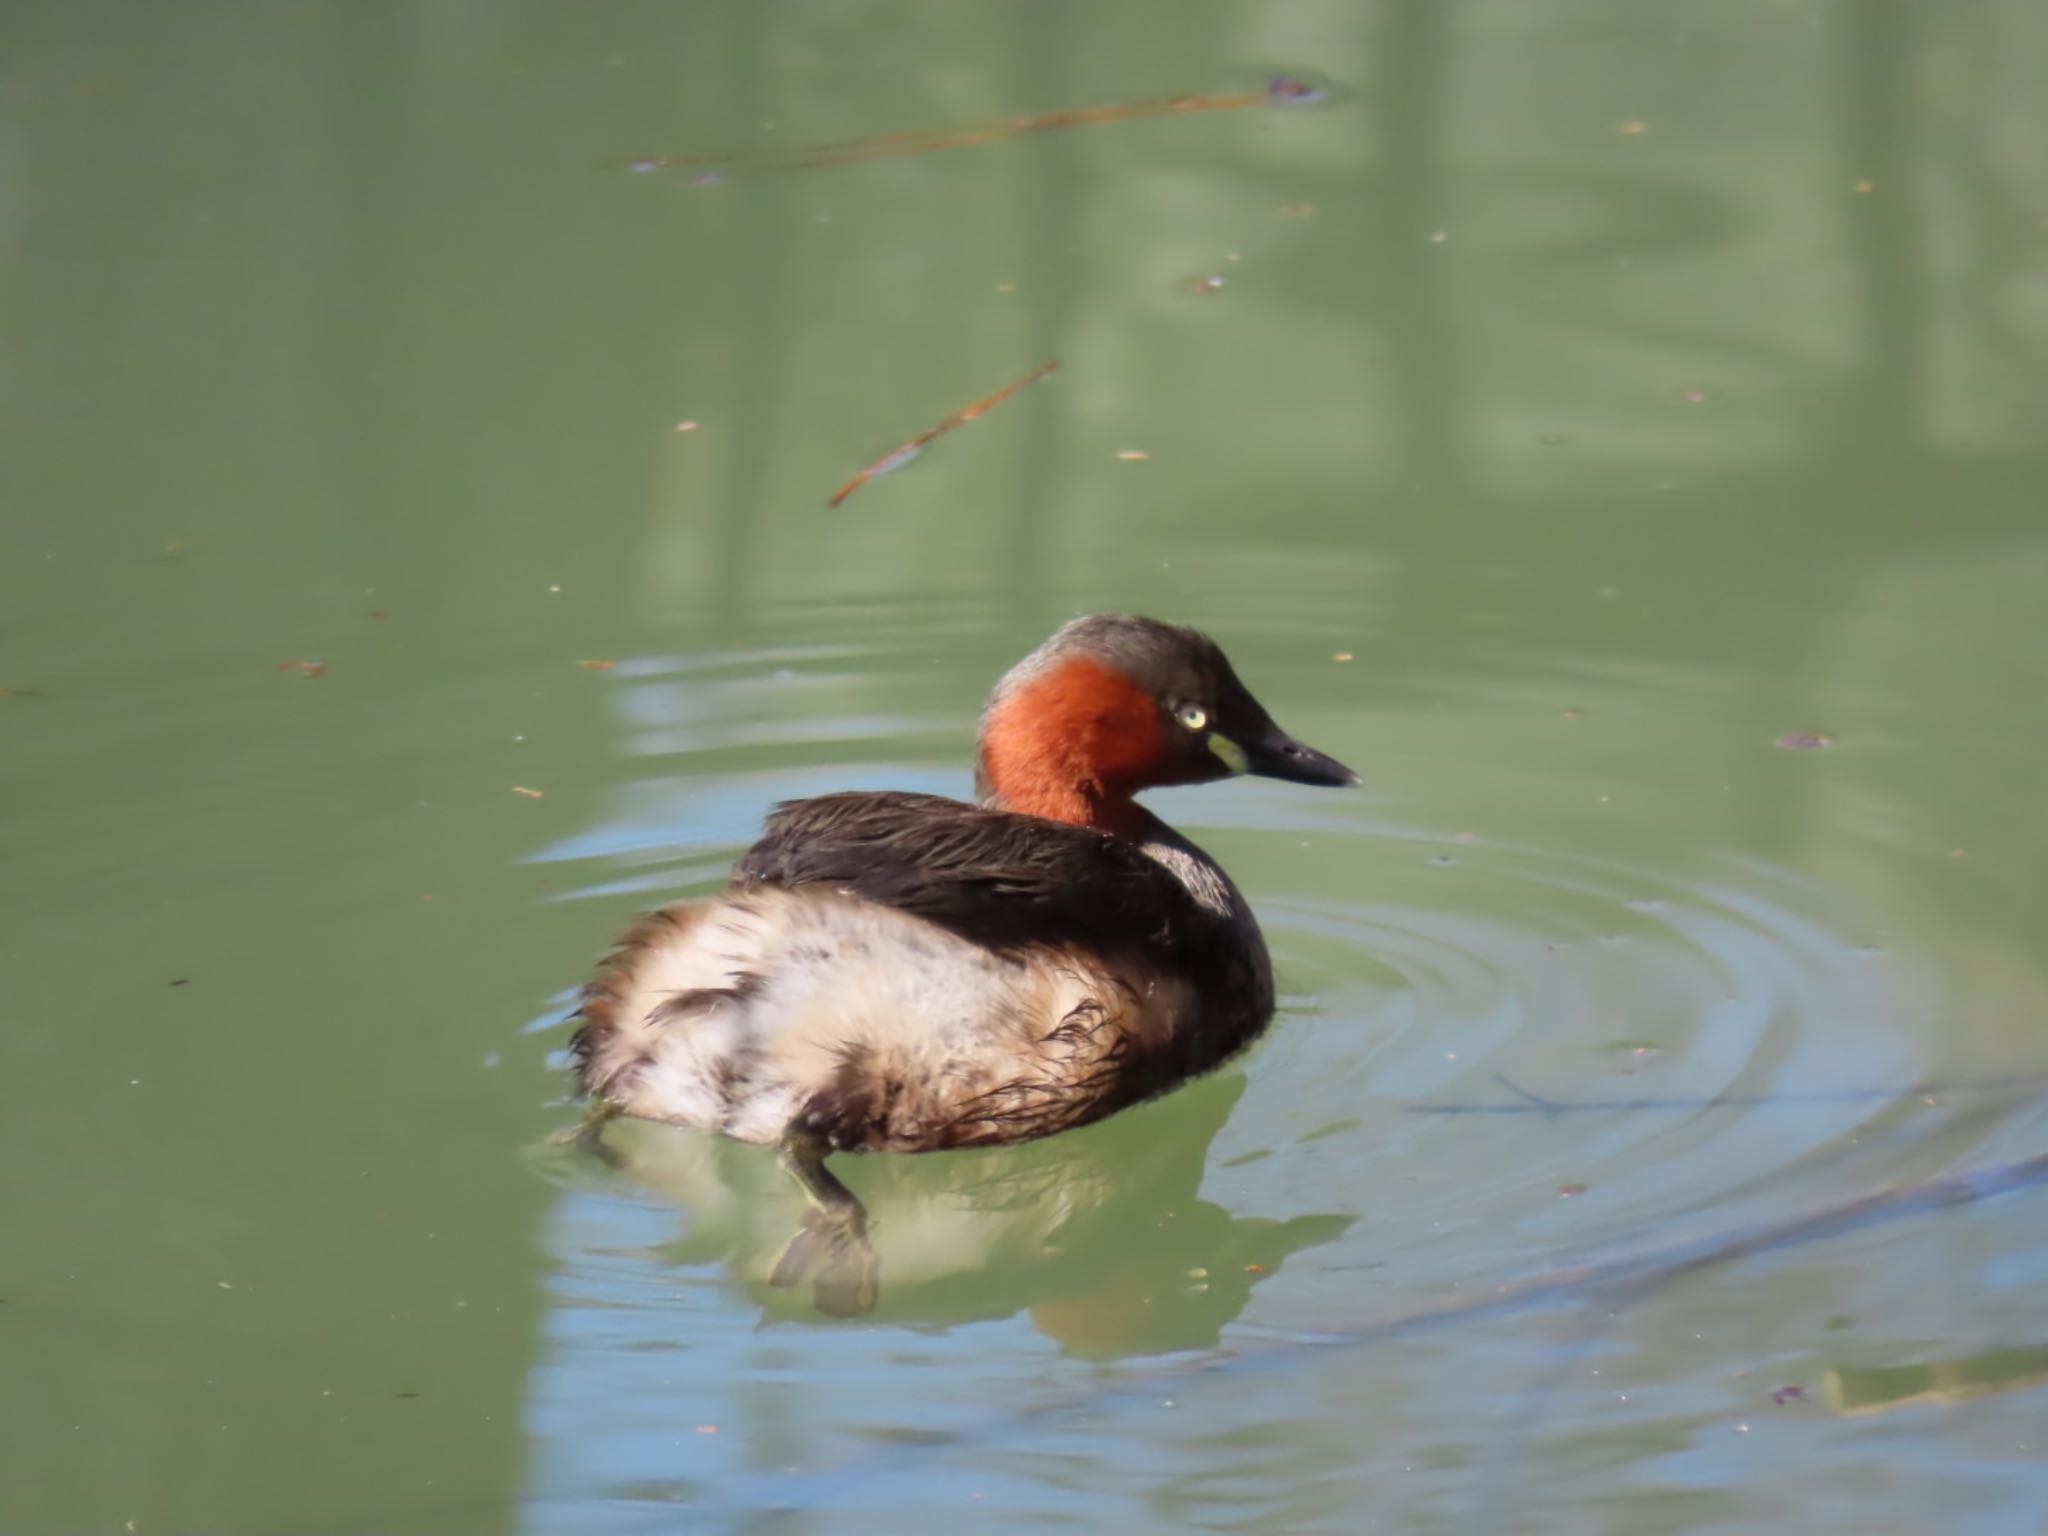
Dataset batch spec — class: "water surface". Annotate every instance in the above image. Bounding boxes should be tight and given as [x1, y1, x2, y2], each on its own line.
[4, 3, 2046, 1533]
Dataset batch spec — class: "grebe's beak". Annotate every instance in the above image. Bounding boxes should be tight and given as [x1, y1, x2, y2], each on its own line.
[1242, 722, 1359, 787]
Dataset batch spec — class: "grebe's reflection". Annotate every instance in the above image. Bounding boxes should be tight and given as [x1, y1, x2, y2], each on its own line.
[564, 1074, 1348, 1358]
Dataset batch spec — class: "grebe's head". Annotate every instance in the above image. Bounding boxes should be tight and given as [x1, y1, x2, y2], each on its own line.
[975, 613, 1356, 831]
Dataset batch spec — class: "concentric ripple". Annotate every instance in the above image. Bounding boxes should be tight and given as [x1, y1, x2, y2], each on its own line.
[1233, 830, 1952, 1291]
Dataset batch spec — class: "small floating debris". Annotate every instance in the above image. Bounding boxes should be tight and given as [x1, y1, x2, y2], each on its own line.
[1772, 1383, 1808, 1405]
[620, 74, 1337, 180]
[510, 786, 545, 799]
[1279, 201, 1314, 217]
[674, 419, 700, 433]
[1558, 1183, 1590, 1198]
[1616, 119, 1649, 136]
[1773, 731, 1833, 751]
[1116, 449, 1151, 461]
[1266, 75, 1326, 106]
[0, 686, 43, 698]
[577, 659, 616, 671]
[1181, 274, 1226, 295]
[274, 660, 327, 679]
[828, 359, 1058, 508]
[1331, 651, 1354, 662]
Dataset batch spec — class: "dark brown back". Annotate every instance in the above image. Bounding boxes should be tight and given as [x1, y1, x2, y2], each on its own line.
[732, 791, 1224, 970]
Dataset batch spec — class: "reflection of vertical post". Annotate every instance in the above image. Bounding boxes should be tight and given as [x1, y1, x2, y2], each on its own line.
[320, 7, 408, 582]
[1003, 0, 1076, 633]
[1375, 0, 1466, 496]
[1734, 0, 1923, 856]
[1846, 0, 1923, 451]
[701, 11, 783, 623]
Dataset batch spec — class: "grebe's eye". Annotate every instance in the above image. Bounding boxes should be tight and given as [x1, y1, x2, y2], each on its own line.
[1177, 704, 1208, 731]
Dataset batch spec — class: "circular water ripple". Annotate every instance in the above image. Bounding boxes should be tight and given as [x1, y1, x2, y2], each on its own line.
[526, 627, 980, 898]
[1233, 829, 1960, 1291]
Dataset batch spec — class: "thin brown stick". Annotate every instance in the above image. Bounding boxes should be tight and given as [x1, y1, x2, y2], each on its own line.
[826, 359, 1058, 509]
[623, 76, 1324, 180]
[634, 95, 1253, 173]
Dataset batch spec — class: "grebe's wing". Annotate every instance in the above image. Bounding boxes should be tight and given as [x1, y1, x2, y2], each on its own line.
[732, 791, 1205, 959]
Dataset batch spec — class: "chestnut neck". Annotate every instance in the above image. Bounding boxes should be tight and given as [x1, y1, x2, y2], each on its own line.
[975, 655, 1164, 839]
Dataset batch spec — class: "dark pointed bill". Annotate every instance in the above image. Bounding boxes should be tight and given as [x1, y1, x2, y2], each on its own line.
[1244, 723, 1359, 787]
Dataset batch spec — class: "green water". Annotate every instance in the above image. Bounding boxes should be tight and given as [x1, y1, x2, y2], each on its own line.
[4, 3, 2046, 1532]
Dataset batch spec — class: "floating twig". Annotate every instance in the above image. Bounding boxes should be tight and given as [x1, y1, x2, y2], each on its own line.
[626, 75, 1330, 181]
[827, 359, 1058, 509]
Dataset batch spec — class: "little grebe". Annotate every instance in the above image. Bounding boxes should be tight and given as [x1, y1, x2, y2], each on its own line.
[568, 613, 1355, 1312]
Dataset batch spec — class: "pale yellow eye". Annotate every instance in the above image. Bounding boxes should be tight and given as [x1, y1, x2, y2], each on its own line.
[1177, 704, 1208, 731]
